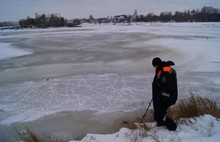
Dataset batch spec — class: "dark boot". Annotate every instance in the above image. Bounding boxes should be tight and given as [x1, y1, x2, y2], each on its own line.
[156, 121, 166, 126]
[165, 116, 177, 131]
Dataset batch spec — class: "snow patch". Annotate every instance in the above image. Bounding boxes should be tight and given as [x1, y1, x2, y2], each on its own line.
[0, 43, 32, 60]
[70, 115, 220, 142]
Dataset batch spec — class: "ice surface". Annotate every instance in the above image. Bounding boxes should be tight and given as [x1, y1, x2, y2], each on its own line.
[0, 22, 220, 127]
[0, 74, 151, 125]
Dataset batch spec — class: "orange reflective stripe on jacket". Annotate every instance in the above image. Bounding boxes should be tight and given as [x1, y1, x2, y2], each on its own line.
[157, 66, 172, 78]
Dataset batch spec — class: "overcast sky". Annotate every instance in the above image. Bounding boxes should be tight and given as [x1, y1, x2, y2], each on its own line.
[1, 0, 220, 21]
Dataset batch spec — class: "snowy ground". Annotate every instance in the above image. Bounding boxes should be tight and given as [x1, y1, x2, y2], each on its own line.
[70, 115, 220, 142]
[0, 22, 220, 141]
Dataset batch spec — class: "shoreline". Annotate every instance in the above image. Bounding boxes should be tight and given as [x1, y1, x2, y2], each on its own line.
[9, 109, 153, 141]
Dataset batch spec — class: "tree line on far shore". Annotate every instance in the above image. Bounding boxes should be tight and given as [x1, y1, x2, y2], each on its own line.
[19, 13, 66, 28]
[142, 6, 220, 22]
[1, 6, 220, 29]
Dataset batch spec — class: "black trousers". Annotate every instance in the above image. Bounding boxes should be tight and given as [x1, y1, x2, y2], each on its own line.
[153, 101, 177, 131]
[154, 101, 169, 124]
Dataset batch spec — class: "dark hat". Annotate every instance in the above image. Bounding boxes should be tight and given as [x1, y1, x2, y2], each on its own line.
[152, 57, 162, 66]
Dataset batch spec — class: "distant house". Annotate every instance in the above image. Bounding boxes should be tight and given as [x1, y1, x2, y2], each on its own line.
[97, 18, 111, 24]
[66, 19, 81, 27]
[114, 15, 129, 23]
[80, 19, 90, 24]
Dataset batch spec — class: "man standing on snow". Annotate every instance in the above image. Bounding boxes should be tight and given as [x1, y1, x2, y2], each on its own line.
[152, 57, 178, 131]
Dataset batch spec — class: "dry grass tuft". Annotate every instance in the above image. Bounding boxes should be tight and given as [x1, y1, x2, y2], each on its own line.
[121, 120, 137, 130]
[16, 129, 71, 142]
[168, 95, 220, 120]
[17, 129, 42, 142]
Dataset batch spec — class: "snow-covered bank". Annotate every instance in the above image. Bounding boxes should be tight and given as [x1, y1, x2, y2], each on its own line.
[70, 115, 220, 142]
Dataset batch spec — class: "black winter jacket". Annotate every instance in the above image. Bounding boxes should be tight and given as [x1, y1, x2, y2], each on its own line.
[152, 61, 178, 108]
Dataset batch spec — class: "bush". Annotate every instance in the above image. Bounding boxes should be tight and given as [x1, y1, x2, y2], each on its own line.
[168, 96, 220, 120]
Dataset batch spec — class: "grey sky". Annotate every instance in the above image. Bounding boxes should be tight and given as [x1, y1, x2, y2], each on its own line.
[1, 0, 220, 21]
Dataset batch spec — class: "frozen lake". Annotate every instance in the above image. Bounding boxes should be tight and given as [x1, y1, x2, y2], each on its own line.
[0, 23, 220, 140]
